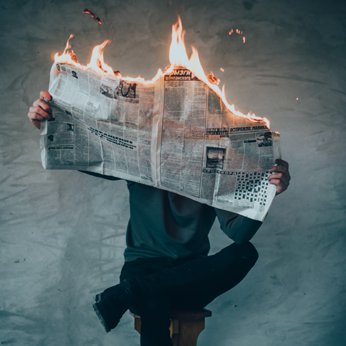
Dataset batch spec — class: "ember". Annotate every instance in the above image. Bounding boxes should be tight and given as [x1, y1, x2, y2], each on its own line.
[83, 8, 102, 25]
[228, 28, 246, 44]
[207, 72, 220, 85]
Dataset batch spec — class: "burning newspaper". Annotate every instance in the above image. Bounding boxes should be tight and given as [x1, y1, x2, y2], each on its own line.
[40, 19, 280, 221]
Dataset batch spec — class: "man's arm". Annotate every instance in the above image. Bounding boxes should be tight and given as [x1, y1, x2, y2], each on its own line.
[215, 210, 262, 244]
[215, 159, 291, 244]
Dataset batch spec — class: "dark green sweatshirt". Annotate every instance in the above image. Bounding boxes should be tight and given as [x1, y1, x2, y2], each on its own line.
[124, 181, 262, 262]
[82, 172, 262, 262]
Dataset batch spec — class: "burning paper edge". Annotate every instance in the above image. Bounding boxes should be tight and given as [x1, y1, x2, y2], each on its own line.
[53, 17, 270, 128]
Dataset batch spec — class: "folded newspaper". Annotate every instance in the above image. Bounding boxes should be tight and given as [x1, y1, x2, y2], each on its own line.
[41, 63, 280, 221]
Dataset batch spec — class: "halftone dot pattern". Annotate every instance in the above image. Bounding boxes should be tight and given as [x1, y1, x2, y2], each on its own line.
[234, 172, 270, 205]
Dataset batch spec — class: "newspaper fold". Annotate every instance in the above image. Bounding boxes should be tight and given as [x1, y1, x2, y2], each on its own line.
[41, 63, 280, 221]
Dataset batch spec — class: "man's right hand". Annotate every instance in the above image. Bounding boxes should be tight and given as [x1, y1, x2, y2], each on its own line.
[27, 91, 52, 129]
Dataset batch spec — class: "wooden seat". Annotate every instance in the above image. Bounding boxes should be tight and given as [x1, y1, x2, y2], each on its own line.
[132, 308, 212, 346]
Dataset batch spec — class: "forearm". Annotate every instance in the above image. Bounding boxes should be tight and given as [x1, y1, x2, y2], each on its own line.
[215, 208, 262, 244]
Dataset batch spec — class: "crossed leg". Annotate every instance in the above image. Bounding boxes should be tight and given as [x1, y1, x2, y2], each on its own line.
[119, 242, 259, 346]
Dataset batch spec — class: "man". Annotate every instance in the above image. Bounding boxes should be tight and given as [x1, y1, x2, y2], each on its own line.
[28, 91, 290, 346]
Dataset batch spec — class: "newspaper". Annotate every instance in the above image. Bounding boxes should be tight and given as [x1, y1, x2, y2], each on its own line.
[41, 63, 280, 221]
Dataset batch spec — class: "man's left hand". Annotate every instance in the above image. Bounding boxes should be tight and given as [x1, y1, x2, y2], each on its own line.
[268, 159, 291, 195]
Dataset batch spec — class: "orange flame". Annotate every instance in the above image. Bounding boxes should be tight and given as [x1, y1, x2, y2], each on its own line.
[53, 17, 269, 127]
[87, 40, 113, 74]
[54, 34, 80, 66]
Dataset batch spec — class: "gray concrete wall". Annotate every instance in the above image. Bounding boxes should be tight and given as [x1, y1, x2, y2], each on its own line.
[1, 0, 345, 345]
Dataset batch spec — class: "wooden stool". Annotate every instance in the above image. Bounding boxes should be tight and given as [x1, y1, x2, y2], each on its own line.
[132, 308, 212, 346]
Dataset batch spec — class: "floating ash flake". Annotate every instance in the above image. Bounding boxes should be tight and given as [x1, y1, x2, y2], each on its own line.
[83, 8, 102, 25]
[228, 28, 246, 44]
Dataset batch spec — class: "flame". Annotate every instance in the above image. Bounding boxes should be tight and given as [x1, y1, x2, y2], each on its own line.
[54, 34, 115, 77]
[53, 17, 269, 127]
[167, 18, 268, 126]
[54, 34, 81, 66]
[87, 40, 113, 74]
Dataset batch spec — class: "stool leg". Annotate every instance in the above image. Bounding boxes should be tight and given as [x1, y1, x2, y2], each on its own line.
[134, 316, 142, 334]
[172, 319, 205, 346]
[134, 315, 208, 346]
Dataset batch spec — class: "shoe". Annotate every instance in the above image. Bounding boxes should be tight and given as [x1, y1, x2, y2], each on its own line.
[93, 281, 133, 333]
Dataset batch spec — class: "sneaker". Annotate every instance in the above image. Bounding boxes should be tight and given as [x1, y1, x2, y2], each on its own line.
[93, 281, 133, 333]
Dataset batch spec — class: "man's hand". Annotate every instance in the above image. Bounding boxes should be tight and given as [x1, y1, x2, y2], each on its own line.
[268, 159, 291, 195]
[27, 91, 52, 129]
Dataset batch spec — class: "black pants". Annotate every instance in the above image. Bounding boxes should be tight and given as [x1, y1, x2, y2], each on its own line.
[120, 242, 258, 346]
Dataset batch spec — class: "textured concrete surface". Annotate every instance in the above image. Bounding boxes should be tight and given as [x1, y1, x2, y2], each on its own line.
[1, 0, 346, 345]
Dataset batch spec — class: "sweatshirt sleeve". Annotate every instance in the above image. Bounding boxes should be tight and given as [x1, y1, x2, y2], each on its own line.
[214, 208, 262, 244]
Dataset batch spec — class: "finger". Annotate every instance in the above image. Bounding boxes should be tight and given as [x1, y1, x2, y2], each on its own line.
[270, 165, 291, 182]
[269, 166, 291, 181]
[28, 107, 41, 120]
[268, 178, 288, 195]
[269, 173, 290, 187]
[269, 170, 290, 182]
[275, 185, 286, 195]
[30, 119, 41, 129]
[275, 158, 289, 168]
[40, 90, 52, 102]
[28, 106, 50, 120]
[270, 165, 287, 173]
[33, 99, 51, 113]
[269, 172, 283, 180]
[28, 112, 44, 121]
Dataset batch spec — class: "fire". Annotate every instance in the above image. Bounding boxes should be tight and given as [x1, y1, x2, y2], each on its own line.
[87, 40, 113, 74]
[54, 34, 80, 66]
[228, 28, 246, 44]
[54, 17, 269, 127]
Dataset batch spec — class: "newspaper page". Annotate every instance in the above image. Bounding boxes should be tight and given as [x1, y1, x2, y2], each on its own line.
[41, 63, 280, 221]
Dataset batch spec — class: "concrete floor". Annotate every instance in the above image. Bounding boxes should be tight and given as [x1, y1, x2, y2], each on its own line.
[1, 0, 346, 345]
